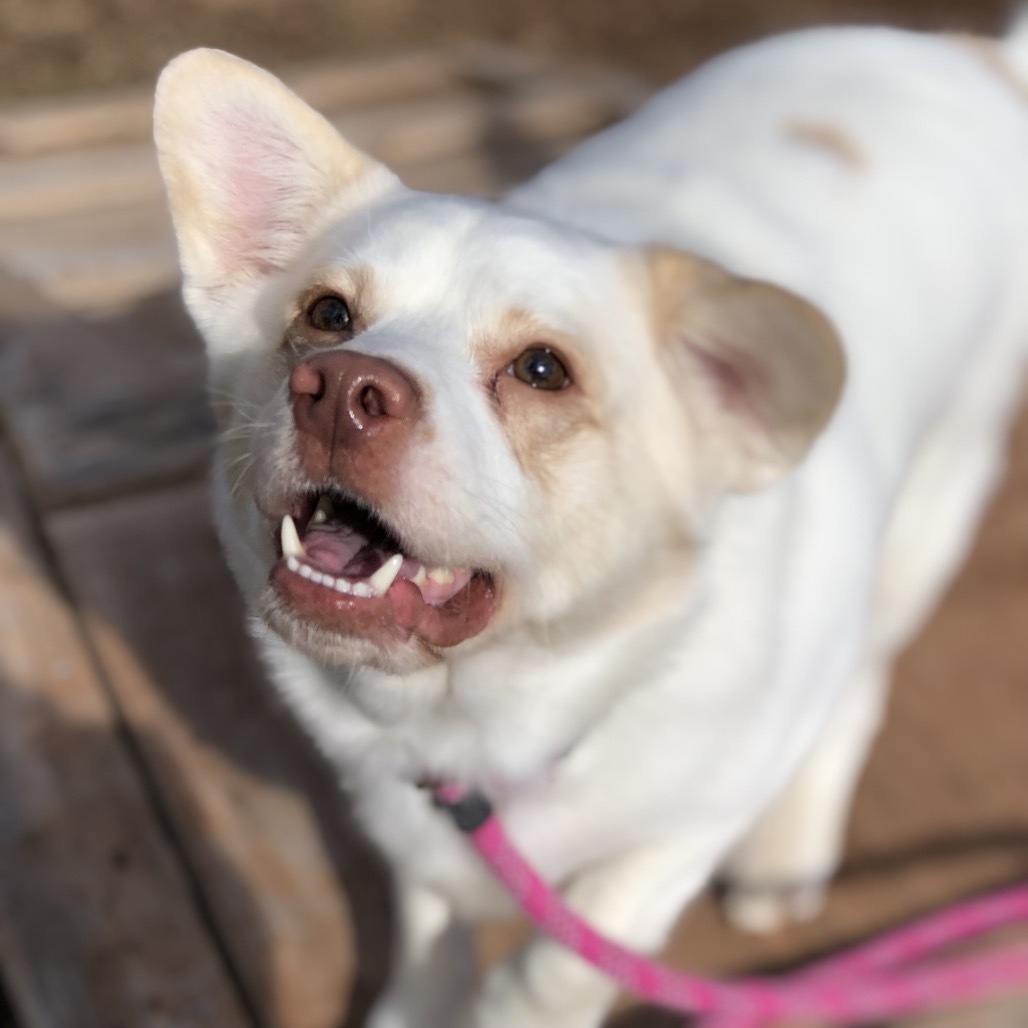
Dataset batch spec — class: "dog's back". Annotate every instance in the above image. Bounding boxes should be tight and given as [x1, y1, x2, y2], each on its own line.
[511, 27, 1028, 487]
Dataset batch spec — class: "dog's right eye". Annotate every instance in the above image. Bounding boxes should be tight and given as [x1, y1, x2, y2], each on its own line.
[509, 347, 570, 391]
[308, 295, 353, 334]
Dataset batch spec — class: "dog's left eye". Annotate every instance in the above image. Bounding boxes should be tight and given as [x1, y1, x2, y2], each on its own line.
[308, 295, 353, 333]
[509, 347, 570, 390]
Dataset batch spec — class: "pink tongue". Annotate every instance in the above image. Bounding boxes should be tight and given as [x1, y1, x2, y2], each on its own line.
[301, 524, 473, 607]
[303, 527, 368, 576]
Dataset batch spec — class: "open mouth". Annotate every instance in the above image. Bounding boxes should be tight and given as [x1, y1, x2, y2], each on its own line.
[269, 488, 499, 649]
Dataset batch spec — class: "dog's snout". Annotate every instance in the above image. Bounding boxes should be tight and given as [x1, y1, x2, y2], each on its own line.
[290, 351, 420, 483]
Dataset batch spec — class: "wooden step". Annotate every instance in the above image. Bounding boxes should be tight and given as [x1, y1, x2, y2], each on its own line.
[0, 204, 178, 312]
[0, 50, 464, 158]
[0, 72, 629, 225]
[45, 482, 391, 1028]
[0, 44, 641, 161]
[0, 47, 645, 314]
[0, 449, 253, 1028]
[0, 138, 577, 313]
[0, 291, 212, 509]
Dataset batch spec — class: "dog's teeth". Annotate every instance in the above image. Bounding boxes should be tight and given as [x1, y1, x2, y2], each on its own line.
[310, 570, 325, 585]
[299, 563, 313, 579]
[334, 577, 353, 594]
[310, 495, 333, 526]
[369, 554, 404, 596]
[428, 566, 455, 585]
[411, 565, 427, 587]
[286, 556, 301, 573]
[352, 582, 374, 598]
[281, 515, 304, 558]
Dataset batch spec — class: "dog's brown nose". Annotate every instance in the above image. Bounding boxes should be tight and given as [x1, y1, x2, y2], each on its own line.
[290, 350, 420, 482]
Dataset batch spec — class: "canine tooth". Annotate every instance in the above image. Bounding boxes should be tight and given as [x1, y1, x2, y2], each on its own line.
[299, 563, 313, 579]
[369, 554, 404, 596]
[411, 565, 427, 587]
[280, 515, 304, 558]
[428, 566, 455, 585]
[286, 556, 300, 573]
[310, 495, 333, 525]
[334, 578, 353, 594]
[352, 582, 374, 598]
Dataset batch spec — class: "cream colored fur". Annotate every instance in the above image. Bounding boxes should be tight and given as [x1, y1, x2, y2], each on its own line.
[155, 25, 1028, 1027]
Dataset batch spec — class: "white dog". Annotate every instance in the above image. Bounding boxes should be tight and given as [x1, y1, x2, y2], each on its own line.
[155, 21, 1028, 1028]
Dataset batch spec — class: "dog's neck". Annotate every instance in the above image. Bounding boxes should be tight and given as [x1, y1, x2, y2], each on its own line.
[258, 487, 792, 794]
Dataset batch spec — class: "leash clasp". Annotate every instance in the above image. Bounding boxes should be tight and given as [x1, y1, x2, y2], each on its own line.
[432, 784, 494, 833]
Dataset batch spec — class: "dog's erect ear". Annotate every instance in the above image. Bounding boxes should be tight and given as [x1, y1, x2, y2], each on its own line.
[648, 247, 846, 493]
[154, 48, 396, 297]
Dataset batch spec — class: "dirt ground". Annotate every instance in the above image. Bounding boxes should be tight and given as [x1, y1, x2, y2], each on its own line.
[0, 0, 1012, 103]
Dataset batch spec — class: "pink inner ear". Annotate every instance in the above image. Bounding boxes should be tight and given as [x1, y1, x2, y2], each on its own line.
[200, 102, 314, 276]
[692, 341, 766, 415]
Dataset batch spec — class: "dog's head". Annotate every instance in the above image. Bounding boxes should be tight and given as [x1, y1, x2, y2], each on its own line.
[154, 49, 844, 675]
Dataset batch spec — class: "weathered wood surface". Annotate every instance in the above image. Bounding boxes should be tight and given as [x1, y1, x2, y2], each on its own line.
[0, 291, 212, 509]
[0, 45, 644, 313]
[0, 73, 625, 222]
[46, 483, 393, 1028]
[0, 448, 253, 1028]
[0, 50, 463, 158]
[0, 138, 574, 312]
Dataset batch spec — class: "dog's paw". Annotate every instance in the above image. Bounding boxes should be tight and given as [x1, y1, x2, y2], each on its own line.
[720, 879, 827, 934]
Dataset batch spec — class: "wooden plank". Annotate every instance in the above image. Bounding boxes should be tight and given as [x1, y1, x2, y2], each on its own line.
[0, 272, 48, 326]
[45, 482, 393, 1028]
[0, 145, 160, 224]
[285, 49, 467, 120]
[0, 136, 574, 312]
[0, 43, 639, 162]
[456, 41, 650, 117]
[0, 50, 462, 159]
[0, 47, 646, 312]
[0, 446, 252, 1028]
[0, 290, 213, 508]
[0, 72, 633, 225]
[0, 204, 178, 312]
[0, 139, 580, 311]
[402, 138, 576, 196]
[334, 72, 625, 169]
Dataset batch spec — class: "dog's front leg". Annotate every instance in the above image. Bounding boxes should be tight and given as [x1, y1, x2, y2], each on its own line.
[720, 660, 889, 933]
[367, 879, 476, 1028]
[465, 839, 715, 1028]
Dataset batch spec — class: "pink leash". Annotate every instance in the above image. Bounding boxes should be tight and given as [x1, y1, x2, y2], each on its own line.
[435, 785, 1028, 1026]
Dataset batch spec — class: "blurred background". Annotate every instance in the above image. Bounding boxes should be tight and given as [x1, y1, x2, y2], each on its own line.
[0, 3, 1025, 1028]
[0, 0, 1013, 102]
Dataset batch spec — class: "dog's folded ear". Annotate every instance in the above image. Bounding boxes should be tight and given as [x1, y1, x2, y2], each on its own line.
[647, 247, 846, 493]
[154, 48, 396, 302]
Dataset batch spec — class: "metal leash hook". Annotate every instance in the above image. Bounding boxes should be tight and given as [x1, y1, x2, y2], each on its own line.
[434, 784, 1028, 1027]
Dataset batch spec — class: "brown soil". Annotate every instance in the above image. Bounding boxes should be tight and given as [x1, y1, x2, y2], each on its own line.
[0, 0, 1010, 103]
